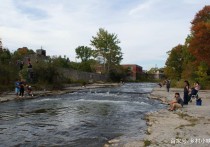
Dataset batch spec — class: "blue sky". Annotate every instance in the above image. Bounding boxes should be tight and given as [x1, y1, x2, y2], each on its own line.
[0, 0, 209, 70]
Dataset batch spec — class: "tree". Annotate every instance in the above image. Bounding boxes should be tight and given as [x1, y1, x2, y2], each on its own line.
[14, 47, 35, 57]
[163, 6, 210, 88]
[164, 45, 184, 80]
[75, 46, 93, 62]
[180, 44, 196, 80]
[189, 6, 210, 67]
[147, 67, 159, 74]
[0, 48, 11, 64]
[51, 55, 70, 68]
[90, 28, 123, 73]
[195, 62, 209, 79]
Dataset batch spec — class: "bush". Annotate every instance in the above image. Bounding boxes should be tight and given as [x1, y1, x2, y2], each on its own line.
[0, 64, 19, 91]
[30, 61, 65, 90]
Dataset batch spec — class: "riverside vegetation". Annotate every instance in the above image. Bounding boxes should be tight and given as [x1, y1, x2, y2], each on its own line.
[1, 6, 210, 92]
[0, 28, 126, 92]
[163, 6, 210, 89]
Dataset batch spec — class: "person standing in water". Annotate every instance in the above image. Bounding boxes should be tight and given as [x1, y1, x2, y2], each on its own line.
[15, 79, 20, 97]
[19, 81, 25, 97]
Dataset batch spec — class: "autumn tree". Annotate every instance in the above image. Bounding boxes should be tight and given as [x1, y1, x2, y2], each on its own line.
[90, 28, 123, 73]
[164, 6, 210, 88]
[14, 47, 35, 57]
[188, 6, 210, 67]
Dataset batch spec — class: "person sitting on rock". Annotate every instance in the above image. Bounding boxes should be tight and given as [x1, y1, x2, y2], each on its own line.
[168, 93, 184, 111]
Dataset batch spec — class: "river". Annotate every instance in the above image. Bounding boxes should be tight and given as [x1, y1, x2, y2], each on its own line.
[0, 83, 165, 147]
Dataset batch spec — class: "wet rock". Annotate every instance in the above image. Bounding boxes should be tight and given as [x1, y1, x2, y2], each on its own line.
[108, 139, 120, 144]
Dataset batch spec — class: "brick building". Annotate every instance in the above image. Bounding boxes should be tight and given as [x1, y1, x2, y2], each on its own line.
[121, 64, 143, 81]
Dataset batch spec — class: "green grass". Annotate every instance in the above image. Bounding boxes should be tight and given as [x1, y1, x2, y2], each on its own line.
[175, 123, 196, 129]
[144, 140, 151, 147]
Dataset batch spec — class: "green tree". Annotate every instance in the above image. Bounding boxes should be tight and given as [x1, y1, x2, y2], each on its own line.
[147, 67, 159, 74]
[0, 49, 11, 64]
[32, 61, 61, 84]
[51, 56, 70, 68]
[75, 46, 93, 62]
[180, 44, 196, 80]
[195, 62, 209, 81]
[90, 28, 123, 73]
[0, 48, 19, 90]
[164, 45, 184, 80]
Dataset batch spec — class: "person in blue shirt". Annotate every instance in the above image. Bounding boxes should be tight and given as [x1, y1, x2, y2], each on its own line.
[15, 79, 20, 97]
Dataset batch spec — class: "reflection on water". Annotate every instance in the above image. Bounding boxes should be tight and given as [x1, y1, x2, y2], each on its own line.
[0, 83, 165, 147]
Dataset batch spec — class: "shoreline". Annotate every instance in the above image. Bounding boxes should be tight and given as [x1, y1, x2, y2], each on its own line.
[106, 87, 210, 147]
[1, 84, 210, 147]
[0, 83, 120, 103]
[142, 87, 210, 147]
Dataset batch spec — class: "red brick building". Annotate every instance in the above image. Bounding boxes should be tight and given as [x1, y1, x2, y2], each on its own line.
[121, 64, 143, 81]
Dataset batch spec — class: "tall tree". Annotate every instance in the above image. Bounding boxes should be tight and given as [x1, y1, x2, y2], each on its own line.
[90, 28, 123, 72]
[189, 6, 210, 66]
[75, 46, 93, 62]
[164, 45, 184, 80]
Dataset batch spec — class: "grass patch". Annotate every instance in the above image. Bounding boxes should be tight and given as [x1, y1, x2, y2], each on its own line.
[175, 123, 196, 129]
[176, 112, 191, 119]
[189, 118, 198, 123]
[176, 112, 198, 124]
[144, 140, 151, 147]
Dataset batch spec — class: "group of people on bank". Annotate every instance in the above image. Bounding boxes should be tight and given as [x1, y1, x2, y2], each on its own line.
[15, 79, 33, 98]
[168, 81, 201, 111]
[15, 58, 34, 98]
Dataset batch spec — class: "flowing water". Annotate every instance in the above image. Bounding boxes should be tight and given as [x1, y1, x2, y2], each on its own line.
[0, 83, 165, 147]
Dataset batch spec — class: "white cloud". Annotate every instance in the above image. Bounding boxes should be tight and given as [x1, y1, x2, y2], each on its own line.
[129, 0, 157, 16]
[0, 0, 209, 70]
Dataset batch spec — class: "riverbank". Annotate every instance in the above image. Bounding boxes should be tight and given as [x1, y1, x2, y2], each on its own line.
[2, 84, 210, 147]
[106, 87, 210, 147]
[0, 83, 120, 103]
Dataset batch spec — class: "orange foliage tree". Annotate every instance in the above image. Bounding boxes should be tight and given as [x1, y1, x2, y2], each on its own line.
[189, 6, 210, 67]
[17, 47, 30, 56]
[164, 6, 210, 88]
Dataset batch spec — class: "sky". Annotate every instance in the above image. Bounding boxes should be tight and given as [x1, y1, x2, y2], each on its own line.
[0, 0, 210, 70]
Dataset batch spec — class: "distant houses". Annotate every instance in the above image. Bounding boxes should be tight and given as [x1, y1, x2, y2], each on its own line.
[36, 48, 46, 56]
[154, 70, 164, 80]
[121, 64, 143, 81]
[121, 64, 165, 81]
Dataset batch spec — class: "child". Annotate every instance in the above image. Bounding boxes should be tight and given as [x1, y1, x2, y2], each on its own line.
[26, 85, 33, 96]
